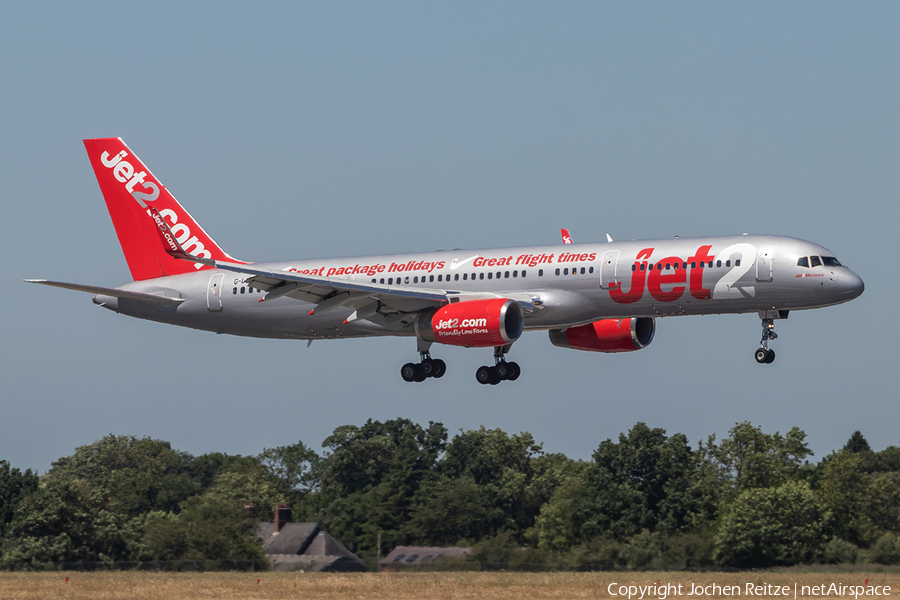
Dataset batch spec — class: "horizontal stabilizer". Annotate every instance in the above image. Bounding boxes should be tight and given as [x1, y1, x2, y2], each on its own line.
[23, 280, 184, 307]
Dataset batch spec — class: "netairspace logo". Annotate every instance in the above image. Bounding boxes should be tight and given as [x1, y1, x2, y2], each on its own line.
[608, 582, 892, 600]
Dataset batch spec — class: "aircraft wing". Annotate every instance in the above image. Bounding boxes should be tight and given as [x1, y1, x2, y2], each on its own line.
[23, 279, 185, 307]
[148, 206, 538, 322]
[148, 206, 451, 319]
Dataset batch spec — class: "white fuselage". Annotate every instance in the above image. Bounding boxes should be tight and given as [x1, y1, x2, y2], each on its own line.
[99, 234, 864, 341]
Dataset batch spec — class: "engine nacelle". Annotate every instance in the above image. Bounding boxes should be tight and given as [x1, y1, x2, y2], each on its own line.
[548, 317, 655, 353]
[415, 298, 525, 348]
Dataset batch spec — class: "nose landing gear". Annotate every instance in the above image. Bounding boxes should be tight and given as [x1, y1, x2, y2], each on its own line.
[475, 345, 521, 385]
[755, 318, 777, 364]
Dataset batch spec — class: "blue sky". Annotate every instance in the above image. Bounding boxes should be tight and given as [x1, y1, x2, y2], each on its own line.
[2, 2, 898, 471]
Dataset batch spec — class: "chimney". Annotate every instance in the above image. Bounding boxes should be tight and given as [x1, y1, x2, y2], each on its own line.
[274, 503, 292, 532]
[242, 503, 256, 518]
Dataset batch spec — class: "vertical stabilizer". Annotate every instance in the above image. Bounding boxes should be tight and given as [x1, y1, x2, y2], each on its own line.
[84, 138, 241, 281]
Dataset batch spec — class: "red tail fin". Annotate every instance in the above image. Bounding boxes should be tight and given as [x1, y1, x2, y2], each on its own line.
[84, 138, 241, 281]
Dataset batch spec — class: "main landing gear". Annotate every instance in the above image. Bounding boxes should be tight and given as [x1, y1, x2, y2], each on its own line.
[475, 345, 521, 385]
[755, 318, 777, 364]
[401, 341, 447, 383]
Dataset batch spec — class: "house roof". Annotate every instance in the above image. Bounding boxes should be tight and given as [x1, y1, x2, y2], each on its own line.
[257, 522, 367, 572]
[381, 545, 472, 567]
[258, 522, 320, 555]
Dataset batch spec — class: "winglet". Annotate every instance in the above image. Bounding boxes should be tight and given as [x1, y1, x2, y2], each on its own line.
[148, 206, 216, 266]
[561, 229, 573, 244]
[606, 233, 613, 243]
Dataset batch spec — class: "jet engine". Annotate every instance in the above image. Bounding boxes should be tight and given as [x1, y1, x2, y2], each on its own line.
[549, 317, 655, 353]
[415, 298, 524, 348]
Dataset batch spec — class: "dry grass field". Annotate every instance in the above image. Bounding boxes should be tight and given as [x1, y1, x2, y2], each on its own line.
[0, 570, 897, 600]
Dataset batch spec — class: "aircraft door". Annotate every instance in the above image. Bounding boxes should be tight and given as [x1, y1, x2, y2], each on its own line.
[600, 250, 620, 289]
[207, 273, 225, 311]
[756, 248, 774, 282]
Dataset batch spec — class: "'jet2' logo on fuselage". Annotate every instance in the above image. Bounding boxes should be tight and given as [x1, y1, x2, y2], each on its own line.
[610, 244, 757, 304]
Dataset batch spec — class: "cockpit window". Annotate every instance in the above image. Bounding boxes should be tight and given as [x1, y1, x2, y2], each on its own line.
[822, 256, 842, 267]
[810, 256, 822, 267]
[797, 257, 809, 268]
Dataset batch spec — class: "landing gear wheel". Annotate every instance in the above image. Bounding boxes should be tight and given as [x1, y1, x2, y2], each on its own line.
[432, 359, 447, 378]
[401, 362, 421, 382]
[754, 348, 768, 364]
[476, 365, 500, 385]
[506, 361, 521, 381]
[764, 349, 775, 364]
[420, 358, 436, 378]
[496, 362, 512, 380]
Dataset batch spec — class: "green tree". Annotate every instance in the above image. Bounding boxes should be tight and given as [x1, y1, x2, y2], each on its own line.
[1, 478, 135, 565]
[45, 435, 201, 518]
[714, 480, 829, 568]
[584, 423, 707, 541]
[0, 460, 38, 539]
[843, 431, 871, 454]
[317, 419, 447, 557]
[699, 422, 812, 495]
[138, 495, 265, 562]
[817, 451, 880, 546]
[258, 440, 322, 519]
[428, 426, 545, 542]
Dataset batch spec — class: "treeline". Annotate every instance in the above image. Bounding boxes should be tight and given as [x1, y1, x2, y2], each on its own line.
[1, 420, 899, 571]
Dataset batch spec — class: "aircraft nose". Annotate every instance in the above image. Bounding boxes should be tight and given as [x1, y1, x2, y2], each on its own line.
[839, 270, 865, 299]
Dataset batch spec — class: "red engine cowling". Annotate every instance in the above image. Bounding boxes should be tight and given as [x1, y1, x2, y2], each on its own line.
[548, 317, 655, 353]
[415, 298, 525, 348]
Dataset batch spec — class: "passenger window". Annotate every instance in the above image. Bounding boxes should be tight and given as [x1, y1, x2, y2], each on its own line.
[240, 287, 245, 294]
[522, 270, 526, 278]
[496, 271, 501, 279]
[716, 260, 722, 268]
[463, 273, 468, 280]
[454, 274, 459, 281]
[438, 274, 442, 282]
[640, 264, 646, 271]
[388, 278, 393, 285]
[555, 268, 560, 276]
[232, 288, 237, 294]
[563, 268, 568, 275]
[488, 272, 493, 279]
[691, 262, 696, 268]
[539, 269, 543, 276]
[708, 261, 713, 268]
[504, 271, 509, 278]
[735, 259, 741, 267]
[682, 262, 687, 269]
[581, 267, 585, 274]
[726, 260, 731, 267]
[648, 264, 654, 271]
[479, 273, 484, 280]
[632, 264, 636, 271]
[665, 263, 671, 270]
[380, 278, 385, 284]
[589, 266, 594, 273]
[673, 263, 678, 270]
[413, 276, 418, 284]
[810, 256, 822, 267]
[430, 275, 434, 283]
[404, 277, 410, 284]
[513, 271, 518, 278]
[372, 278, 376, 283]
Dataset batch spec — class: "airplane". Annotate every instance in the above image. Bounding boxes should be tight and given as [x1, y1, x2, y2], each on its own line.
[26, 138, 865, 385]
